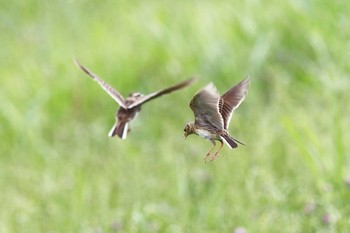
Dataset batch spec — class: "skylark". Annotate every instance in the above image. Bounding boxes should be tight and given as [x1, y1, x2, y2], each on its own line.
[184, 78, 250, 160]
[75, 59, 196, 139]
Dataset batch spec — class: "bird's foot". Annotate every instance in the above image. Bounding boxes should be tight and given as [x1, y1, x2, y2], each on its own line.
[211, 152, 220, 161]
[203, 153, 211, 162]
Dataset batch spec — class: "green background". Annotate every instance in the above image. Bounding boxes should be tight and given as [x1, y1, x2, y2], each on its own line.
[1, 0, 349, 232]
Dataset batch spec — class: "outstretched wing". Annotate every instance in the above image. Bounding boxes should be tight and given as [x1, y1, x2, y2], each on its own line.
[190, 83, 224, 130]
[74, 59, 127, 109]
[220, 77, 250, 129]
[127, 77, 196, 109]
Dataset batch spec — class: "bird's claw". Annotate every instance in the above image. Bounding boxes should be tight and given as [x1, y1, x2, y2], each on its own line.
[203, 153, 211, 162]
[211, 153, 219, 161]
[203, 153, 220, 162]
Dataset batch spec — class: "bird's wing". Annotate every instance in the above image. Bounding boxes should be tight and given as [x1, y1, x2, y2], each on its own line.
[220, 77, 250, 129]
[190, 83, 224, 130]
[74, 59, 127, 109]
[127, 77, 196, 108]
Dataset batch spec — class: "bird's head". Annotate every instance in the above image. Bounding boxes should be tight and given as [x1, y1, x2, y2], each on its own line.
[128, 92, 143, 98]
[183, 122, 195, 139]
[125, 92, 144, 105]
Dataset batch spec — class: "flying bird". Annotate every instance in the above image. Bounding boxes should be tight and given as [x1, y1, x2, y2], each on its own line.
[184, 78, 250, 161]
[75, 59, 196, 139]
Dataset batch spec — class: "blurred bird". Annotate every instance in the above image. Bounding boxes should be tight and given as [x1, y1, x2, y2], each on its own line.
[75, 59, 196, 139]
[184, 78, 250, 161]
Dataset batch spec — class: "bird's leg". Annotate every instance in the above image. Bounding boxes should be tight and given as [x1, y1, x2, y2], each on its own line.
[211, 141, 224, 161]
[204, 141, 216, 161]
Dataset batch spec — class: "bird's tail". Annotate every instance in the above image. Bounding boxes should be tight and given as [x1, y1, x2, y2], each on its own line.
[108, 121, 129, 139]
[222, 134, 245, 149]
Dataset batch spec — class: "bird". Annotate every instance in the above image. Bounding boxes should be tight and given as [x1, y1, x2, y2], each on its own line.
[184, 78, 250, 161]
[74, 59, 196, 139]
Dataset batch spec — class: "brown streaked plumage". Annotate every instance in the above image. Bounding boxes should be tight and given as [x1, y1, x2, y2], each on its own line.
[74, 59, 196, 139]
[184, 78, 250, 161]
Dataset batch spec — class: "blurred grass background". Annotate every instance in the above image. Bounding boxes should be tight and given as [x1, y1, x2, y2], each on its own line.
[1, 0, 350, 232]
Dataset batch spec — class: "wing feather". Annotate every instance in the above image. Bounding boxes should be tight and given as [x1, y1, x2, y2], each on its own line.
[127, 77, 196, 108]
[220, 77, 250, 129]
[74, 59, 127, 108]
[190, 83, 224, 130]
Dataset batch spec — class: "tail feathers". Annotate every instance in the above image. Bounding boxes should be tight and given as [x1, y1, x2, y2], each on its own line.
[233, 137, 246, 146]
[108, 122, 129, 139]
[222, 134, 245, 148]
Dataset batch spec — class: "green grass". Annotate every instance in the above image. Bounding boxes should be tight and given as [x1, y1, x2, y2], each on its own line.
[1, 0, 350, 232]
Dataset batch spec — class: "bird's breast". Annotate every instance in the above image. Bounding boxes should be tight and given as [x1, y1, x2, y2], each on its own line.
[195, 128, 217, 140]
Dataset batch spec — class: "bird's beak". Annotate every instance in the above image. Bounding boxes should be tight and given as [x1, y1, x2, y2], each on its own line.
[183, 133, 188, 140]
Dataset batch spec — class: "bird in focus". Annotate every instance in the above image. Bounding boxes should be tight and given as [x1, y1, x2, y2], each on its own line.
[75, 59, 196, 139]
[184, 78, 250, 161]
